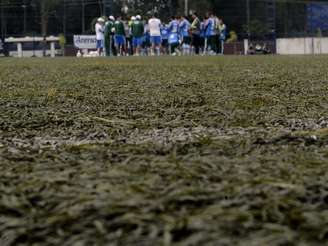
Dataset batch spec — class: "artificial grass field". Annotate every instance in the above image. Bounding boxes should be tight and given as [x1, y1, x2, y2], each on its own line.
[1, 56, 328, 245]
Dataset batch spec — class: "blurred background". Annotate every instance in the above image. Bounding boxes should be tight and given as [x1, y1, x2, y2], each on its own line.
[1, 0, 328, 56]
[1, 0, 328, 39]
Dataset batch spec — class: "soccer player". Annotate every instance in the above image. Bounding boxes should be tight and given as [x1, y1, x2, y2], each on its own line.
[104, 16, 115, 56]
[213, 14, 220, 54]
[131, 15, 144, 56]
[114, 16, 126, 56]
[125, 17, 133, 56]
[142, 21, 151, 56]
[179, 16, 191, 55]
[218, 18, 227, 55]
[148, 13, 162, 56]
[203, 13, 216, 55]
[95, 18, 105, 56]
[168, 16, 180, 55]
[161, 24, 170, 55]
[190, 12, 201, 55]
[200, 18, 206, 54]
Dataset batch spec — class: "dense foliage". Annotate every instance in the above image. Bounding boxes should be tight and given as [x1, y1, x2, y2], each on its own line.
[1, 56, 328, 245]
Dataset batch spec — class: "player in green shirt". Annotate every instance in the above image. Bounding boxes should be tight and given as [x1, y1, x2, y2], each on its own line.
[104, 16, 115, 56]
[114, 16, 126, 56]
[131, 15, 144, 56]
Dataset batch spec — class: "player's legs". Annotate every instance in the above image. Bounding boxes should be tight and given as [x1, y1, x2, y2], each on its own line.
[150, 36, 155, 56]
[162, 39, 168, 55]
[114, 35, 120, 56]
[170, 42, 179, 55]
[97, 40, 103, 56]
[203, 37, 208, 55]
[210, 35, 217, 54]
[150, 36, 161, 56]
[192, 34, 200, 55]
[132, 37, 137, 55]
[155, 37, 161, 56]
[115, 35, 125, 56]
[182, 36, 191, 55]
[104, 37, 110, 56]
[220, 40, 225, 55]
[133, 37, 142, 56]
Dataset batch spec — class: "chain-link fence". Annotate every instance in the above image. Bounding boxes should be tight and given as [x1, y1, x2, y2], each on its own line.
[1, 0, 328, 56]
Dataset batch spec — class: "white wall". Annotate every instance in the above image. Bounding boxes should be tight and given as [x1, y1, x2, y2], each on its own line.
[276, 38, 328, 55]
[9, 50, 61, 57]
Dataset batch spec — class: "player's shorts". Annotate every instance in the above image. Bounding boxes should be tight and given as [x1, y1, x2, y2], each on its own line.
[182, 36, 191, 45]
[150, 36, 162, 46]
[142, 36, 151, 48]
[220, 33, 226, 41]
[96, 39, 104, 49]
[114, 35, 125, 46]
[162, 39, 169, 48]
[133, 37, 143, 47]
[200, 37, 205, 46]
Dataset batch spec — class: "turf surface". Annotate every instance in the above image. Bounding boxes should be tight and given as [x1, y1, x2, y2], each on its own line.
[1, 56, 328, 245]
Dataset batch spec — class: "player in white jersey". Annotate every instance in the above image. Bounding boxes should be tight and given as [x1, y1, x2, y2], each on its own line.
[148, 14, 162, 56]
[95, 18, 105, 56]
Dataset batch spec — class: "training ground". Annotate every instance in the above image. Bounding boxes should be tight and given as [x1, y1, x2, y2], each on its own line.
[1, 56, 328, 245]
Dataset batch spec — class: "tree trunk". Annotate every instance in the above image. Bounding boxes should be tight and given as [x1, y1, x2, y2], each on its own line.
[41, 1, 49, 56]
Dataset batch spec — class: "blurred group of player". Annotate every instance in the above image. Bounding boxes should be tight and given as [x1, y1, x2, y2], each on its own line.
[94, 12, 227, 57]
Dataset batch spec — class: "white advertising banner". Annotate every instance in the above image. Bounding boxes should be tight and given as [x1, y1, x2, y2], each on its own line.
[74, 35, 97, 49]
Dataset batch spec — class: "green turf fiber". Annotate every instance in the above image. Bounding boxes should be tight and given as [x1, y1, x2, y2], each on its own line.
[1, 56, 328, 245]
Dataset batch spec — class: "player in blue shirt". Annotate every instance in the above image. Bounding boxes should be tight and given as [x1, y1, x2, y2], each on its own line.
[142, 23, 151, 56]
[161, 24, 170, 55]
[168, 16, 180, 55]
[204, 13, 216, 55]
[179, 16, 191, 55]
